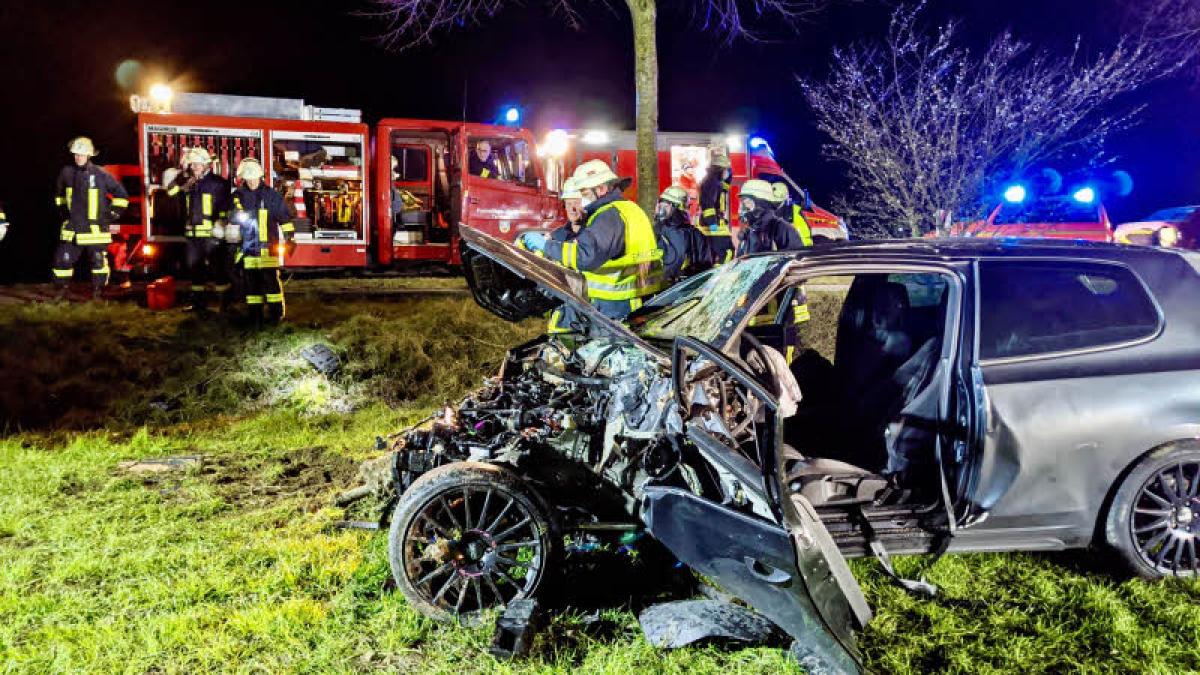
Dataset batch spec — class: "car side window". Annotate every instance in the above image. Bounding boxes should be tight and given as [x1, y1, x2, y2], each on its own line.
[978, 261, 1160, 360]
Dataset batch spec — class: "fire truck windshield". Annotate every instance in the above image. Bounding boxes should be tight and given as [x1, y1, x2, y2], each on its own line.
[995, 197, 1101, 225]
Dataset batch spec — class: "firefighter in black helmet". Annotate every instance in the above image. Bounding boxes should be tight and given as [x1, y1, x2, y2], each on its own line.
[169, 147, 231, 311]
[231, 158, 295, 325]
[52, 136, 129, 300]
[698, 145, 734, 264]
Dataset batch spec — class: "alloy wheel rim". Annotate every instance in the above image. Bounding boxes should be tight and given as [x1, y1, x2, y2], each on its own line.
[403, 484, 545, 615]
[1130, 461, 1200, 576]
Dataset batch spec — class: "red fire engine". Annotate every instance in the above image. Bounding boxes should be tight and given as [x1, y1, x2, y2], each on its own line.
[114, 92, 845, 275]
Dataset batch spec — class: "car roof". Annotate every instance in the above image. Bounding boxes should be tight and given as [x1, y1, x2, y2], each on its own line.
[750, 237, 1200, 271]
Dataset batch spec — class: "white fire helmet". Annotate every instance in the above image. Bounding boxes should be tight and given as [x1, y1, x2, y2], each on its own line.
[237, 158, 265, 181]
[184, 147, 212, 165]
[69, 136, 98, 156]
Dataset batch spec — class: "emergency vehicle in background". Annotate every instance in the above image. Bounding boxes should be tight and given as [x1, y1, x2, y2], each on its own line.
[114, 92, 845, 276]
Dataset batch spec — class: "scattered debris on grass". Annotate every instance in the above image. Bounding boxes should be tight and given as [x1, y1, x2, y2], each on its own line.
[117, 455, 202, 474]
[638, 599, 778, 649]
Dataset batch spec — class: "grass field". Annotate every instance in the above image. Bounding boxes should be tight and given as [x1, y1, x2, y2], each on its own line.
[2, 281, 1198, 674]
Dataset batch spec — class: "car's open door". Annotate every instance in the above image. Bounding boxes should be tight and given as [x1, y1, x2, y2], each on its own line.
[640, 336, 871, 674]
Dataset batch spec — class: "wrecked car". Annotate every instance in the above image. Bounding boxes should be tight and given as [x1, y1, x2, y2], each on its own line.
[367, 229, 1200, 671]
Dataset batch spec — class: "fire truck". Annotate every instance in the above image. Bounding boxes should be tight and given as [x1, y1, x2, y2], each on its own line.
[114, 92, 845, 275]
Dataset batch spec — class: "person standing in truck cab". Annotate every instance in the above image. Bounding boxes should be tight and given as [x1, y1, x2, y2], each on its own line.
[519, 160, 664, 323]
[169, 147, 231, 311]
[469, 140, 501, 179]
[52, 137, 129, 300]
[699, 145, 734, 264]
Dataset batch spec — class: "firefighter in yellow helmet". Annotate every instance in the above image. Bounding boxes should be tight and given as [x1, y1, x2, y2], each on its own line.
[520, 159, 664, 327]
[698, 145, 734, 264]
[771, 182, 814, 247]
[740, 179, 810, 363]
[655, 185, 712, 282]
[232, 158, 295, 324]
[52, 137, 130, 300]
[168, 147, 232, 310]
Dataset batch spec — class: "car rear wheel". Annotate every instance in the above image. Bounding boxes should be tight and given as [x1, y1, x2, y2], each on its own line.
[1106, 446, 1200, 579]
[387, 462, 557, 621]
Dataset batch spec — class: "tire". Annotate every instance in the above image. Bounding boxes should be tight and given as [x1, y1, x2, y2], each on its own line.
[387, 462, 557, 621]
[1105, 445, 1200, 579]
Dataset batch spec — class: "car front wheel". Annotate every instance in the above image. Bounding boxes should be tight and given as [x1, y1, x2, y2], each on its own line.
[1106, 445, 1200, 579]
[387, 462, 557, 621]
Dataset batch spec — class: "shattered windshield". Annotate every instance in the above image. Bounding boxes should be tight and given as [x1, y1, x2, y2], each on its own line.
[629, 256, 790, 344]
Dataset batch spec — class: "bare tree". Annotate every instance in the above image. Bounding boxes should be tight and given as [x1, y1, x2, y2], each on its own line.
[370, 0, 827, 215]
[801, 3, 1194, 238]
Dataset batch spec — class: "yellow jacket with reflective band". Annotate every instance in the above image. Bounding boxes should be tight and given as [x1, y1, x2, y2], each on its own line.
[791, 204, 814, 246]
[55, 163, 129, 245]
[557, 199, 664, 302]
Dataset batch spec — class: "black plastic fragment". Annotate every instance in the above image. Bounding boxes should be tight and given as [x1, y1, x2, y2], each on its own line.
[299, 343, 341, 376]
[638, 599, 777, 649]
[488, 598, 544, 660]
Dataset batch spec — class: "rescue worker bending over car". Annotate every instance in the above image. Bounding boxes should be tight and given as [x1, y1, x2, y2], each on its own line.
[546, 177, 586, 334]
[739, 179, 809, 363]
[231, 158, 295, 325]
[520, 160, 664, 327]
[654, 185, 711, 283]
[698, 145, 734, 264]
[53, 136, 129, 300]
[169, 147, 231, 310]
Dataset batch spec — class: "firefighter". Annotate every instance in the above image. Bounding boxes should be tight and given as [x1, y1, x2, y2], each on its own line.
[52, 137, 129, 300]
[737, 180, 804, 255]
[698, 145, 734, 264]
[655, 185, 711, 283]
[231, 158, 295, 324]
[771, 182, 814, 247]
[469, 140, 501, 179]
[520, 159, 664, 325]
[0, 202, 8, 242]
[546, 177, 585, 334]
[740, 179, 809, 363]
[169, 147, 231, 310]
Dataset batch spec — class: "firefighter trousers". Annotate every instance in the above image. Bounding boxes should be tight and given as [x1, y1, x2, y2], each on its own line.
[245, 266, 284, 322]
[185, 238, 222, 305]
[52, 241, 109, 289]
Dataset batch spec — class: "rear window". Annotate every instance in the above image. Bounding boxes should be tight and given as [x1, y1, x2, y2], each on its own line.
[978, 261, 1160, 360]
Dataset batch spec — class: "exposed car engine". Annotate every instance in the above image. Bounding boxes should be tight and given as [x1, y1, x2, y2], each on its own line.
[389, 336, 685, 521]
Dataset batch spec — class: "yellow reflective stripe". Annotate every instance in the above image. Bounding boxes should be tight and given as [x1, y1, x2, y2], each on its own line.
[87, 189, 99, 220]
[95, 259, 110, 273]
[202, 193, 212, 217]
[76, 233, 113, 244]
[246, 295, 264, 304]
[55, 197, 65, 206]
[793, 205, 813, 246]
[66, 187, 73, 205]
[280, 222, 295, 233]
[702, 208, 716, 217]
[60, 229, 75, 241]
[562, 241, 578, 270]
[167, 185, 181, 196]
[786, 345, 795, 364]
[257, 254, 280, 268]
[547, 309, 569, 334]
[265, 293, 284, 303]
[581, 201, 664, 300]
[630, 297, 643, 311]
[258, 209, 268, 243]
[481, 168, 491, 178]
[110, 197, 129, 208]
[243, 257, 261, 269]
[794, 303, 811, 322]
[53, 268, 74, 278]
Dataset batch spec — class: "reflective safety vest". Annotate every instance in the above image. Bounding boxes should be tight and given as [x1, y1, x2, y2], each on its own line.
[570, 200, 665, 302]
[791, 205, 814, 246]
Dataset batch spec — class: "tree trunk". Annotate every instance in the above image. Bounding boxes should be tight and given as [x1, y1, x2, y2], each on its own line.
[627, 0, 659, 217]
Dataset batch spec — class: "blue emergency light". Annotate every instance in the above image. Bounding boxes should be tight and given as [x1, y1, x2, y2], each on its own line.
[1073, 186, 1096, 204]
[749, 136, 769, 150]
[1003, 184, 1027, 204]
[504, 107, 521, 124]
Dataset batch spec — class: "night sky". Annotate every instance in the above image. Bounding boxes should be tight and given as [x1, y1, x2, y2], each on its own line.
[1, 0, 1197, 281]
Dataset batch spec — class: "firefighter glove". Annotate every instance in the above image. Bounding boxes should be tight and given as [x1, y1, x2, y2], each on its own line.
[520, 232, 547, 253]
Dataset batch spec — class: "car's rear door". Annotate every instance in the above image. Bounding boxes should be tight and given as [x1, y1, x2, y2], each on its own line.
[640, 336, 871, 673]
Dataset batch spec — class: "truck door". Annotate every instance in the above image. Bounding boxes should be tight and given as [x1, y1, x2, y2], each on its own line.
[461, 129, 559, 248]
[641, 336, 872, 674]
